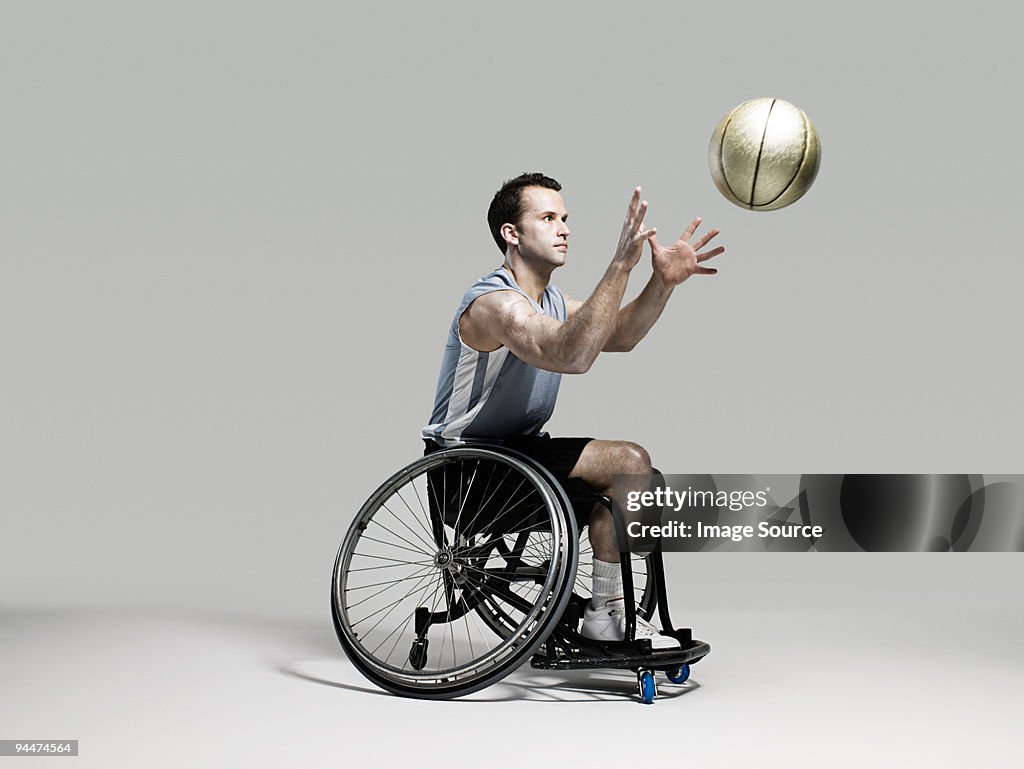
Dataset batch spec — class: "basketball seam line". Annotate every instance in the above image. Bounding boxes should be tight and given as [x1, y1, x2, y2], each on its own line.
[757, 107, 810, 208]
[749, 99, 775, 209]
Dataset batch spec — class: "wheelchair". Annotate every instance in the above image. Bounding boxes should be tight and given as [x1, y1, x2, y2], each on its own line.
[331, 443, 710, 704]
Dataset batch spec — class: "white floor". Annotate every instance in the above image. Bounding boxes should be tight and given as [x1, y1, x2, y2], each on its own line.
[3, 558, 1022, 769]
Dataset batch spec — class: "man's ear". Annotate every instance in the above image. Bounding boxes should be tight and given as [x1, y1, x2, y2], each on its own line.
[501, 222, 518, 248]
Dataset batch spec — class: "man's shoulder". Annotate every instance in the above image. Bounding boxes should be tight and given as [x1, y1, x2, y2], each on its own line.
[461, 267, 515, 296]
[458, 269, 529, 312]
[457, 273, 537, 352]
[460, 287, 530, 335]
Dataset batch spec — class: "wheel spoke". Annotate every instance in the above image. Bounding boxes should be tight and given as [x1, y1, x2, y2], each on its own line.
[371, 569, 442, 658]
[357, 533, 435, 559]
[346, 565, 436, 611]
[384, 570, 442, 668]
[380, 492, 438, 554]
[351, 568, 441, 632]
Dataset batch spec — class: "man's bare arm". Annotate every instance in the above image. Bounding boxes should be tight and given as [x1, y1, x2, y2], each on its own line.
[567, 216, 725, 352]
[464, 262, 630, 373]
[460, 188, 655, 374]
[602, 275, 674, 352]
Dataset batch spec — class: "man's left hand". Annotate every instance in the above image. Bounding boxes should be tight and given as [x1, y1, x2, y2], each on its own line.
[650, 217, 724, 287]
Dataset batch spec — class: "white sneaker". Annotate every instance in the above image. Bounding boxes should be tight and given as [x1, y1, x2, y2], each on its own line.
[580, 598, 680, 649]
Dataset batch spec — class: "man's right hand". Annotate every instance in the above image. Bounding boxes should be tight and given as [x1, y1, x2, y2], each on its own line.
[612, 187, 658, 271]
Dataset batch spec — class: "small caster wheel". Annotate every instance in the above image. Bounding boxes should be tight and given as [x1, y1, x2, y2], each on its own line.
[637, 670, 657, 704]
[409, 638, 429, 670]
[667, 663, 690, 684]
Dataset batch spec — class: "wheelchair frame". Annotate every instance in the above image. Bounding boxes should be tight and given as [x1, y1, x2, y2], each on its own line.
[331, 444, 709, 704]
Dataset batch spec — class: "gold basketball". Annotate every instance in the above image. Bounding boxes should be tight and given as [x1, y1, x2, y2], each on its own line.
[708, 98, 821, 211]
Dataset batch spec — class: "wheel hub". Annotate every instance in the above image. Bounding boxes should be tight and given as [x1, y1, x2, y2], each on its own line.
[434, 547, 457, 571]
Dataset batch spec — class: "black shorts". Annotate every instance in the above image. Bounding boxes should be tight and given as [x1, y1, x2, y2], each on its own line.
[423, 435, 597, 530]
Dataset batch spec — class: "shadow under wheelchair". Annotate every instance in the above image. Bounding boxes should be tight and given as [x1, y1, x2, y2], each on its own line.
[279, 657, 701, 704]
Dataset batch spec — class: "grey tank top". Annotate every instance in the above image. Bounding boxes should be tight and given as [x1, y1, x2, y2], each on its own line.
[422, 266, 568, 447]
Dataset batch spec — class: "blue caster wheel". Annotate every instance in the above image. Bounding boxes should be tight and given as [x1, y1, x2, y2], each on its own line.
[638, 670, 657, 704]
[667, 664, 690, 684]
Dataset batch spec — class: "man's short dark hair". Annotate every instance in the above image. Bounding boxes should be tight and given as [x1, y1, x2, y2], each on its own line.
[487, 172, 562, 254]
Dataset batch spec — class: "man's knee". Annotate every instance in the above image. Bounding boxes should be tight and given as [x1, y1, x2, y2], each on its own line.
[614, 441, 652, 475]
[570, 438, 653, 491]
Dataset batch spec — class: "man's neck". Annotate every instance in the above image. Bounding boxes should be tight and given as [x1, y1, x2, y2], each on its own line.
[502, 257, 553, 305]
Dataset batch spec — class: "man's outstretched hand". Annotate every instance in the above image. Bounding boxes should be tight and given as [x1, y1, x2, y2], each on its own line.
[650, 217, 724, 286]
[612, 187, 658, 271]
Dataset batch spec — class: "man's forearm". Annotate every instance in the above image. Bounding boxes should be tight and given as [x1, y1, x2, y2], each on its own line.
[555, 262, 631, 372]
[604, 274, 674, 352]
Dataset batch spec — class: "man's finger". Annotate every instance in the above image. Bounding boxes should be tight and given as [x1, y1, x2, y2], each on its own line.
[636, 225, 657, 242]
[633, 200, 649, 232]
[693, 227, 720, 250]
[695, 266, 718, 275]
[696, 246, 725, 262]
[680, 216, 701, 242]
[625, 186, 642, 223]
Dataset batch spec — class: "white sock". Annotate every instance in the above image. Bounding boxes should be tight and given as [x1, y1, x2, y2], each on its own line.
[591, 558, 624, 610]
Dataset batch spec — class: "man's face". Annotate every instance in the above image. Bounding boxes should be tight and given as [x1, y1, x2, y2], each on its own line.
[510, 186, 570, 267]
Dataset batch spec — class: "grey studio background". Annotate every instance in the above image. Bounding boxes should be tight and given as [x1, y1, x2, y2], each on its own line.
[2, 2, 1021, 768]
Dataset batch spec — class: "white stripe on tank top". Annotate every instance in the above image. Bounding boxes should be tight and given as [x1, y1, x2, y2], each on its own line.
[422, 266, 568, 447]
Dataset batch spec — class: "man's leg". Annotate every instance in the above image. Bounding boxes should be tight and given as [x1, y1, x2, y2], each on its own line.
[569, 439, 650, 611]
[567, 439, 652, 563]
[568, 440, 678, 648]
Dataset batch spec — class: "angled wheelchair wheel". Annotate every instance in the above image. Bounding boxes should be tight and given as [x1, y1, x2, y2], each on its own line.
[332, 447, 579, 699]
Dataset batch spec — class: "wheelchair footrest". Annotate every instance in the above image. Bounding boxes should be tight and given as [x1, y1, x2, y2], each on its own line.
[531, 633, 710, 671]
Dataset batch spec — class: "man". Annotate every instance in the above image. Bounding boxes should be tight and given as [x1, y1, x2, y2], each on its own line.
[422, 172, 723, 648]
